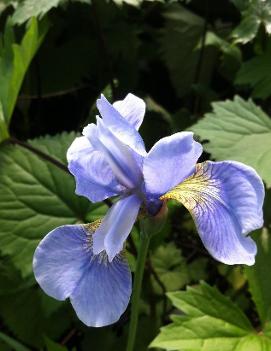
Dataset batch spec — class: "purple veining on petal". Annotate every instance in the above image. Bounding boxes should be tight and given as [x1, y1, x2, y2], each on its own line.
[33, 224, 132, 327]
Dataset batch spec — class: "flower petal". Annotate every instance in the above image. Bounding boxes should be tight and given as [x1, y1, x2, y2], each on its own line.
[33, 224, 90, 300]
[161, 161, 264, 265]
[113, 93, 145, 130]
[97, 94, 147, 156]
[143, 132, 202, 197]
[84, 119, 143, 189]
[93, 194, 141, 261]
[67, 136, 124, 202]
[33, 223, 132, 327]
[70, 254, 132, 327]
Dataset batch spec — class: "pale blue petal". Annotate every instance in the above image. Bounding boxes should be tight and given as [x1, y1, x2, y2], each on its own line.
[198, 203, 257, 266]
[224, 161, 264, 234]
[70, 255, 132, 327]
[97, 94, 147, 156]
[143, 132, 202, 196]
[165, 161, 264, 265]
[67, 136, 124, 202]
[33, 225, 89, 300]
[93, 194, 141, 261]
[33, 224, 132, 327]
[84, 120, 143, 189]
[113, 93, 145, 130]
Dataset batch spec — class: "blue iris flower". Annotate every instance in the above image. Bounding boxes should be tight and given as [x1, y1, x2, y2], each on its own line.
[33, 93, 264, 327]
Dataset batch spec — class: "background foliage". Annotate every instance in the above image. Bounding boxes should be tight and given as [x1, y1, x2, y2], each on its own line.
[0, 0, 271, 350]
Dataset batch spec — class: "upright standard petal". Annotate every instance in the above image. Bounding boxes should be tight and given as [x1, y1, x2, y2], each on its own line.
[33, 223, 132, 327]
[97, 94, 147, 156]
[143, 132, 202, 197]
[84, 120, 143, 189]
[67, 136, 124, 202]
[93, 194, 142, 261]
[113, 93, 146, 130]
[161, 161, 264, 265]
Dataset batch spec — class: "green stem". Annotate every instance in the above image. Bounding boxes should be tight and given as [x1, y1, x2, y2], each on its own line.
[126, 226, 150, 351]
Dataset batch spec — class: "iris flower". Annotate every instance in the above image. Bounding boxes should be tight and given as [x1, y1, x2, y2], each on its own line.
[33, 93, 264, 327]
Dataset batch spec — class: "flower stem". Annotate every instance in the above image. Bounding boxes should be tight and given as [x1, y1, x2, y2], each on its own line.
[126, 226, 150, 351]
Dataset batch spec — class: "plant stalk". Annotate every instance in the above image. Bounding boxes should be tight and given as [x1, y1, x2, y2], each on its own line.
[126, 227, 150, 351]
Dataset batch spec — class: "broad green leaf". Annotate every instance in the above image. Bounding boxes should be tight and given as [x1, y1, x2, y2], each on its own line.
[191, 96, 271, 187]
[151, 316, 251, 351]
[12, 0, 65, 24]
[151, 282, 271, 351]
[0, 259, 34, 295]
[203, 32, 241, 62]
[0, 0, 17, 15]
[160, 3, 216, 97]
[232, 0, 271, 44]
[0, 287, 71, 348]
[12, 0, 91, 24]
[150, 243, 189, 293]
[204, 31, 242, 80]
[232, 14, 260, 44]
[235, 42, 271, 99]
[0, 18, 48, 141]
[234, 334, 271, 351]
[0, 132, 92, 277]
[245, 228, 271, 324]
[0, 332, 30, 351]
[168, 282, 252, 330]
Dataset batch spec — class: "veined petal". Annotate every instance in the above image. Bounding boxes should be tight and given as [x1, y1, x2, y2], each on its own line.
[84, 119, 143, 189]
[143, 132, 202, 197]
[70, 253, 131, 327]
[93, 194, 141, 262]
[33, 223, 132, 327]
[67, 136, 124, 202]
[161, 161, 264, 265]
[97, 94, 147, 157]
[113, 93, 145, 130]
[33, 224, 90, 300]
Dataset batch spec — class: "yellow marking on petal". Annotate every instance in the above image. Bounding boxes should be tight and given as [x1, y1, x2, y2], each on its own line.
[160, 162, 223, 212]
[83, 219, 102, 235]
[83, 219, 125, 260]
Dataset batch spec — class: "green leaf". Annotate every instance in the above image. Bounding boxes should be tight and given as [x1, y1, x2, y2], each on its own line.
[168, 282, 252, 330]
[151, 282, 271, 351]
[12, 0, 92, 24]
[0, 332, 31, 351]
[150, 243, 189, 293]
[232, 0, 271, 44]
[245, 228, 271, 324]
[190, 96, 271, 187]
[0, 18, 48, 141]
[12, 0, 65, 24]
[0, 287, 71, 348]
[0, 259, 34, 295]
[204, 31, 242, 80]
[0, 0, 17, 16]
[0, 132, 92, 277]
[160, 3, 216, 97]
[235, 42, 271, 99]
